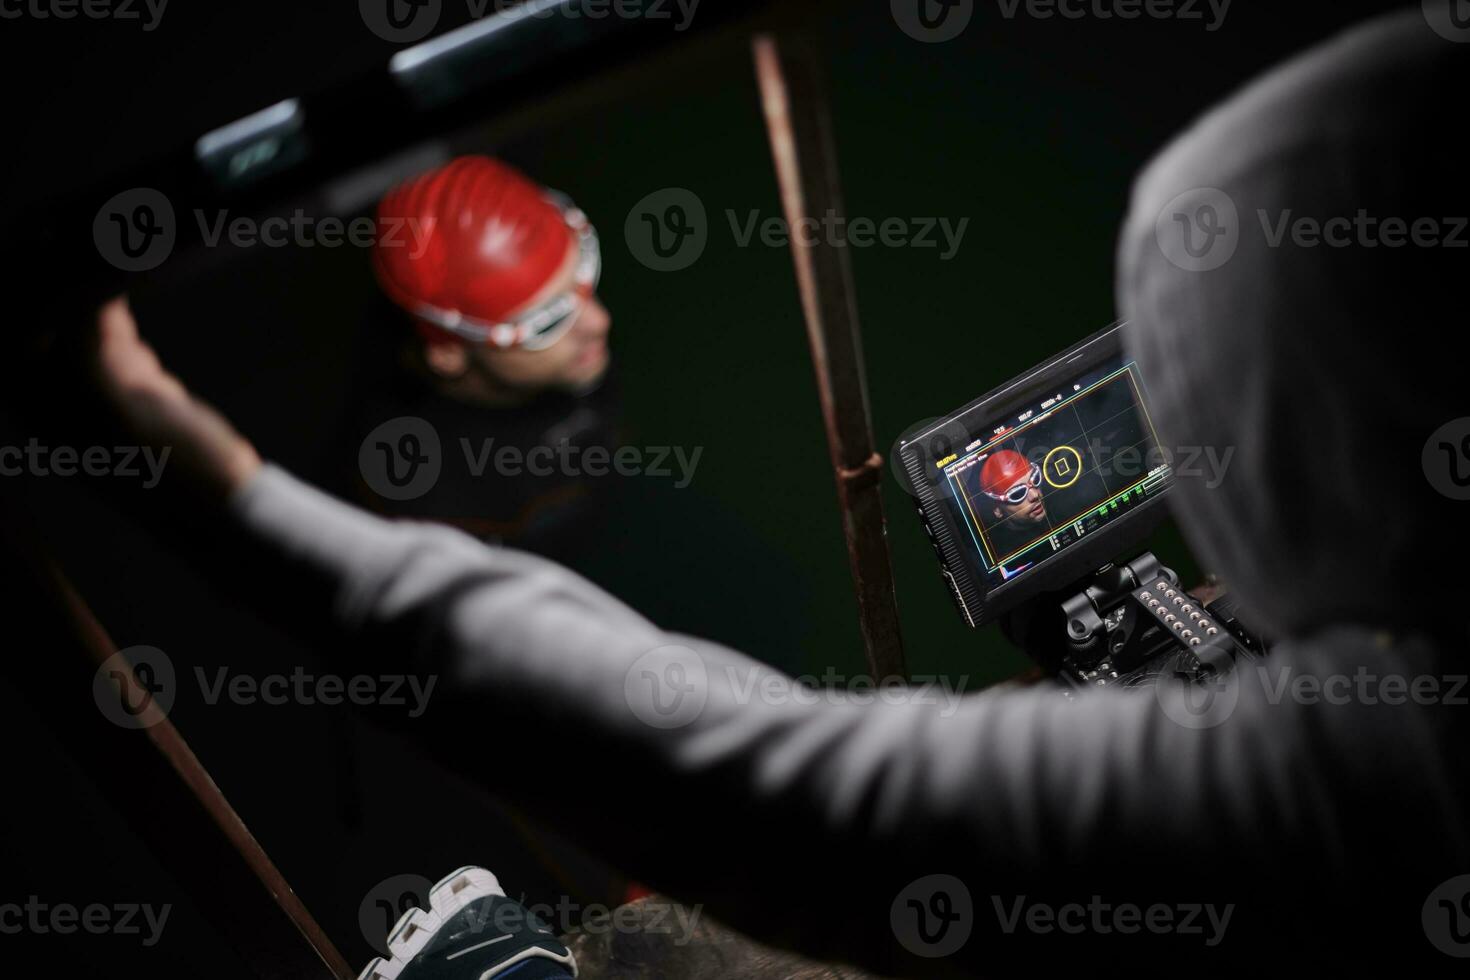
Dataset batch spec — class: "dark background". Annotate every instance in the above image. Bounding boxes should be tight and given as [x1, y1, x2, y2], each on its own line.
[0, 1, 1417, 976]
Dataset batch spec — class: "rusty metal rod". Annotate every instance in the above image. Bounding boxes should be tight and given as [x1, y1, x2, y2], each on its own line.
[752, 35, 908, 679]
[1, 493, 355, 980]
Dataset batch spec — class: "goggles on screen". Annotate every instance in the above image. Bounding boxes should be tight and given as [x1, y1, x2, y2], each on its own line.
[984, 462, 1043, 504]
[411, 191, 601, 351]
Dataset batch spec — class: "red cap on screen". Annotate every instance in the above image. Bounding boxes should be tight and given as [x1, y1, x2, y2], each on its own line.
[980, 450, 1032, 498]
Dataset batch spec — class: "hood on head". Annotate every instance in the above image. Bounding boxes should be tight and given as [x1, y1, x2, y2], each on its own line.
[1117, 12, 1469, 641]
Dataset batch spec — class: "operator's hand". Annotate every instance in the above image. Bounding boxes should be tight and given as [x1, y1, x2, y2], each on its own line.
[91, 297, 262, 500]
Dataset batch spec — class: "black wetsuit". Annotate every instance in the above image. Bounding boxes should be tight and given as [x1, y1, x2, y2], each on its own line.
[345, 344, 620, 562]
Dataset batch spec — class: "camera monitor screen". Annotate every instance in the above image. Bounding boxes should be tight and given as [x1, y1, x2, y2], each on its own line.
[897, 324, 1173, 626]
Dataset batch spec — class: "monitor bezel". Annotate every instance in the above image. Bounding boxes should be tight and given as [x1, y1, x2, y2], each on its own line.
[897, 321, 1173, 628]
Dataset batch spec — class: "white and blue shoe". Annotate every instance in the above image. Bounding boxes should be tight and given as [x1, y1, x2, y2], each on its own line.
[358, 867, 576, 980]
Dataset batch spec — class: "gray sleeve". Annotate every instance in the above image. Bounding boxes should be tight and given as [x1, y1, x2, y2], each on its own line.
[227, 465, 1463, 972]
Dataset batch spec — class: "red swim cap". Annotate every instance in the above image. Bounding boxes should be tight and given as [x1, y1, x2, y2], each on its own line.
[373, 156, 574, 337]
[979, 450, 1035, 500]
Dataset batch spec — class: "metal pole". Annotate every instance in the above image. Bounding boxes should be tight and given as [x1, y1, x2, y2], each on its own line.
[1, 493, 355, 980]
[752, 36, 908, 679]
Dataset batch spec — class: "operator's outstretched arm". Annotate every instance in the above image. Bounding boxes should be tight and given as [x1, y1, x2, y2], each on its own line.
[89, 300, 1466, 975]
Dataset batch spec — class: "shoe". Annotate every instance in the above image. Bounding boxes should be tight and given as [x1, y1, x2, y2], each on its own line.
[358, 866, 576, 980]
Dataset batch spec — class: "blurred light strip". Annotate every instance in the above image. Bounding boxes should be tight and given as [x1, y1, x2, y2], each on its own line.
[389, 0, 571, 77]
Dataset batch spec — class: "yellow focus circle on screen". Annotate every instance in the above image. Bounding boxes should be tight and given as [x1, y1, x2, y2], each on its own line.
[1043, 446, 1083, 489]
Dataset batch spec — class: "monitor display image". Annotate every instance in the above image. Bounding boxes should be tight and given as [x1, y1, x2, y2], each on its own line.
[900, 327, 1174, 624]
[942, 355, 1169, 589]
